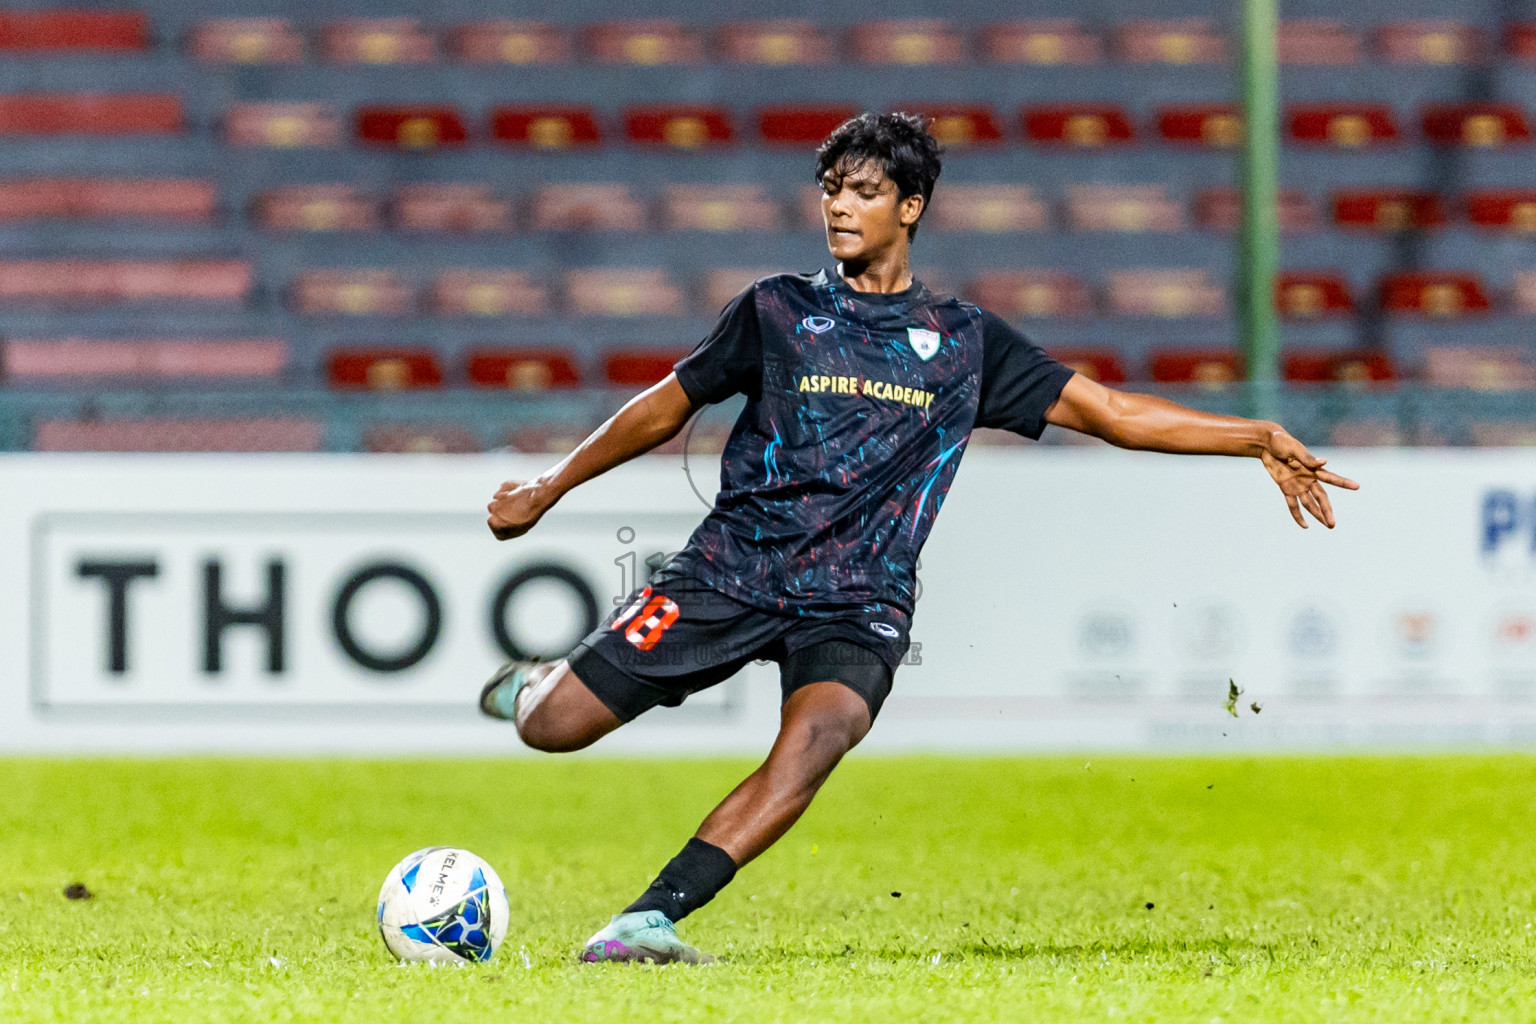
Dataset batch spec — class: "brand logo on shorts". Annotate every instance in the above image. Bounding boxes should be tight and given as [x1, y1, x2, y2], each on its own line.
[907, 327, 940, 361]
[869, 622, 900, 639]
[802, 316, 835, 334]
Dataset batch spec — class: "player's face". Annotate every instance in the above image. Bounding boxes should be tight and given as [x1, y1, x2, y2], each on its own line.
[819, 159, 924, 262]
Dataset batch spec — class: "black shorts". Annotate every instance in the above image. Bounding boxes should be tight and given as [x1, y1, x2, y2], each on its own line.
[567, 567, 911, 723]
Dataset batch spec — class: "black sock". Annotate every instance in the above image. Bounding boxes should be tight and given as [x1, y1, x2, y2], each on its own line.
[625, 837, 738, 923]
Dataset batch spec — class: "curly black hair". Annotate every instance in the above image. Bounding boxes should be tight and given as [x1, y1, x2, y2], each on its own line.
[814, 111, 945, 240]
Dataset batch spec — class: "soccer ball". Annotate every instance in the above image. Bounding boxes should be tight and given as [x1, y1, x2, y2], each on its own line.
[377, 847, 509, 964]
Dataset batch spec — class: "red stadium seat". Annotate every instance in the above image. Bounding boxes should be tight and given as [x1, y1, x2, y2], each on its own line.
[466, 348, 581, 390]
[566, 270, 685, 317]
[964, 271, 1093, 318]
[1510, 24, 1536, 62]
[605, 349, 688, 387]
[1421, 104, 1531, 148]
[1157, 104, 1244, 148]
[450, 21, 571, 64]
[0, 177, 215, 222]
[364, 424, 480, 454]
[849, 20, 964, 65]
[716, 20, 833, 65]
[354, 106, 468, 149]
[703, 268, 775, 311]
[1194, 187, 1318, 233]
[899, 104, 1003, 147]
[189, 19, 304, 63]
[490, 105, 601, 149]
[291, 270, 412, 316]
[1286, 104, 1398, 148]
[224, 102, 341, 148]
[253, 186, 379, 233]
[506, 424, 592, 454]
[1107, 270, 1227, 318]
[1149, 348, 1244, 386]
[927, 185, 1048, 233]
[1277, 20, 1360, 64]
[34, 417, 322, 453]
[662, 185, 781, 232]
[392, 185, 511, 234]
[328, 349, 442, 391]
[0, 94, 180, 135]
[1379, 273, 1491, 317]
[1332, 190, 1446, 231]
[1424, 347, 1536, 389]
[1113, 19, 1226, 64]
[531, 184, 646, 232]
[1375, 21, 1485, 65]
[1283, 350, 1395, 385]
[0, 259, 250, 304]
[1467, 190, 1536, 232]
[430, 270, 547, 317]
[758, 105, 858, 146]
[1048, 348, 1127, 385]
[1512, 270, 1536, 315]
[0, 10, 146, 51]
[1275, 272, 1354, 319]
[582, 21, 703, 64]
[3, 338, 286, 381]
[1022, 105, 1134, 147]
[624, 105, 733, 149]
[321, 19, 437, 64]
[979, 20, 1103, 64]
[1067, 184, 1183, 233]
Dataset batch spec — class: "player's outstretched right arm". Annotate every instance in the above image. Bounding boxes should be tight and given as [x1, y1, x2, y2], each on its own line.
[486, 374, 698, 540]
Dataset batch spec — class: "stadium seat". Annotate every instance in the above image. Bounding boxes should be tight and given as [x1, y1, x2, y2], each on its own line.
[1149, 348, 1244, 386]
[716, 20, 833, 64]
[0, 10, 146, 51]
[1469, 422, 1536, 445]
[978, 20, 1103, 64]
[327, 348, 442, 390]
[1022, 105, 1134, 147]
[1375, 21, 1485, 64]
[1331, 420, 1409, 446]
[363, 424, 479, 454]
[583, 21, 703, 64]
[430, 270, 548, 317]
[321, 19, 436, 64]
[927, 185, 1048, 233]
[1283, 349, 1395, 385]
[1510, 24, 1536, 62]
[1379, 273, 1491, 317]
[34, 417, 323, 453]
[531, 184, 646, 232]
[1277, 20, 1360, 64]
[1113, 19, 1226, 64]
[292, 270, 412, 316]
[189, 18, 304, 63]
[0, 94, 181, 135]
[1420, 104, 1531, 148]
[392, 185, 511, 233]
[964, 271, 1093, 318]
[1157, 105, 1244, 148]
[759, 105, 859, 146]
[3, 338, 286, 381]
[506, 424, 592, 453]
[605, 349, 688, 387]
[1107, 270, 1227, 318]
[899, 104, 1003, 147]
[0, 177, 215, 222]
[1423, 347, 1536, 389]
[704, 268, 775, 311]
[450, 21, 571, 64]
[224, 102, 341, 148]
[0, 259, 251, 304]
[624, 105, 734, 149]
[1194, 188, 1318, 233]
[1275, 272, 1353, 319]
[1512, 270, 1536, 314]
[354, 106, 468, 149]
[566, 270, 684, 317]
[1466, 190, 1536, 232]
[1048, 348, 1127, 385]
[490, 105, 602, 149]
[1332, 190, 1446, 232]
[849, 20, 964, 65]
[253, 185, 378, 233]
[1067, 184, 1183, 232]
[466, 348, 581, 389]
[1286, 104, 1398, 148]
[662, 185, 781, 232]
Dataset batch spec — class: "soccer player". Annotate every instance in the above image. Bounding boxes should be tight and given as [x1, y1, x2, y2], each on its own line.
[479, 113, 1358, 964]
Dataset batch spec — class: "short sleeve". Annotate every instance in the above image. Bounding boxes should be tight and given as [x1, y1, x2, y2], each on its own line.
[672, 286, 764, 405]
[974, 310, 1076, 439]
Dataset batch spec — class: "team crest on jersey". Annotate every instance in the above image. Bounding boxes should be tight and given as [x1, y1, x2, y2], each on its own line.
[907, 327, 940, 361]
[802, 316, 835, 334]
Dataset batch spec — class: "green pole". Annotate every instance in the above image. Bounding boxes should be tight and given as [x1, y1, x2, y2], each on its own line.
[1240, 0, 1281, 422]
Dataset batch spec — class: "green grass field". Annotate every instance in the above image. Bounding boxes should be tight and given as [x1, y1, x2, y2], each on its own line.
[3, 754, 1535, 1022]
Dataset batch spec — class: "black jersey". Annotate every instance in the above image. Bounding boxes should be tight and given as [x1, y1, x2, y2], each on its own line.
[666, 268, 1074, 619]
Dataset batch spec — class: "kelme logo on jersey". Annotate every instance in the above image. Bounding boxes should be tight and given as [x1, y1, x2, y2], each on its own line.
[870, 622, 900, 639]
[802, 316, 835, 334]
[907, 327, 940, 361]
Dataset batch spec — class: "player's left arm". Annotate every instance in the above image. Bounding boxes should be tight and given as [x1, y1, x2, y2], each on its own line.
[1043, 373, 1360, 529]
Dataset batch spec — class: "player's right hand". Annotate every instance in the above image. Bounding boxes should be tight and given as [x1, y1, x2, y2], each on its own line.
[487, 479, 549, 540]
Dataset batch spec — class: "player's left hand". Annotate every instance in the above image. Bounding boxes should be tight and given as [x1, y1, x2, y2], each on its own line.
[487, 479, 551, 540]
[1259, 430, 1359, 529]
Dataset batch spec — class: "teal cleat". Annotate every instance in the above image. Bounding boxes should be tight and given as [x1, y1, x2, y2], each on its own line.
[580, 911, 713, 965]
[478, 660, 540, 721]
